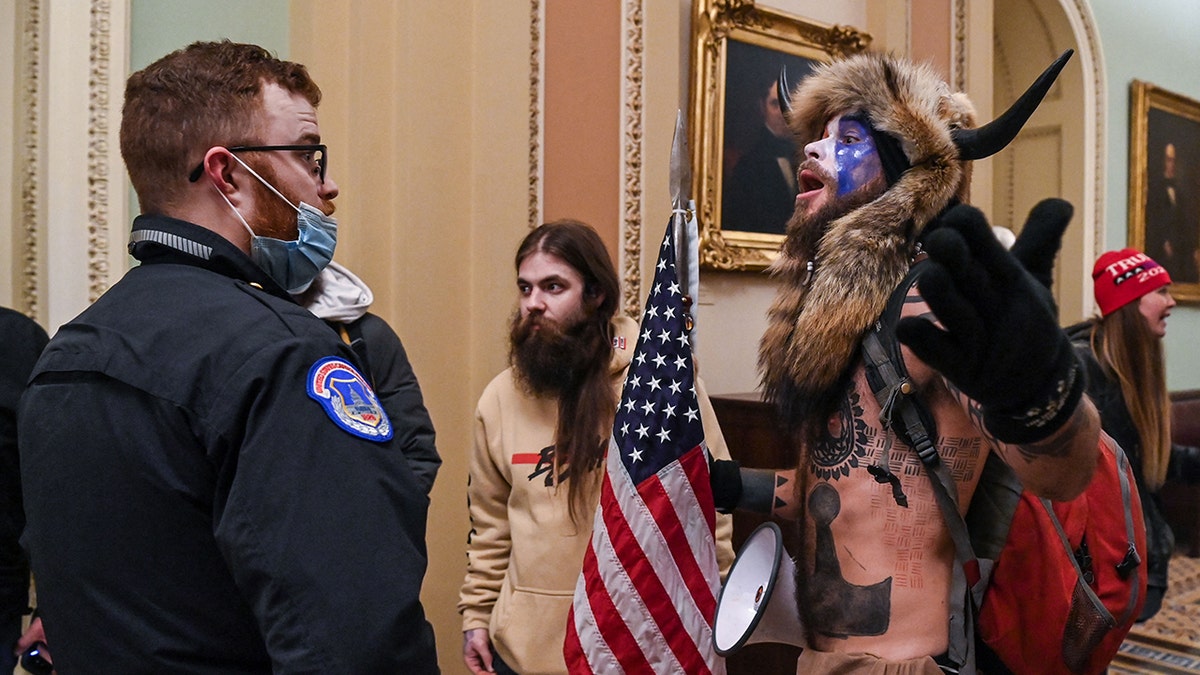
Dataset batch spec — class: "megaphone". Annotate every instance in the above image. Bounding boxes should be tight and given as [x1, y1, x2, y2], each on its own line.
[712, 522, 806, 655]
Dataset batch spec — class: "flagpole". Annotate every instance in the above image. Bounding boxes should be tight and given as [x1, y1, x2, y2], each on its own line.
[670, 109, 697, 336]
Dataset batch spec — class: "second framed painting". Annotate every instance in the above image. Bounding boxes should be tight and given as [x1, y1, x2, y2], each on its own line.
[1129, 80, 1200, 301]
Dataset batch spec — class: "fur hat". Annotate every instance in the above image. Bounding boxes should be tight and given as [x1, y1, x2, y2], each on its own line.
[1092, 248, 1172, 317]
[760, 53, 977, 415]
[759, 50, 1071, 420]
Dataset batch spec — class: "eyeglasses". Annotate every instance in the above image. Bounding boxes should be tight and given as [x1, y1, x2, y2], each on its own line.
[188, 144, 327, 183]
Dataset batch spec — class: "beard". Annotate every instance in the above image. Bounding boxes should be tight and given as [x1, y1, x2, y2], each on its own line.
[245, 160, 335, 241]
[783, 160, 887, 263]
[509, 306, 610, 398]
[761, 166, 890, 432]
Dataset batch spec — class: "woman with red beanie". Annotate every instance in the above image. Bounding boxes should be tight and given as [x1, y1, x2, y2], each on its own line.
[1068, 248, 1200, 620]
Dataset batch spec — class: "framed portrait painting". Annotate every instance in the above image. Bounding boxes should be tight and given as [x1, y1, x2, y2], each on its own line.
[1128, 80, 1200, 301]
[689, 0, 870, 271]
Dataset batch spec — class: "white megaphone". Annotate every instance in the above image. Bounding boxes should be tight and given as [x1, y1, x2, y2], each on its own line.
[712, 522, 806, 655]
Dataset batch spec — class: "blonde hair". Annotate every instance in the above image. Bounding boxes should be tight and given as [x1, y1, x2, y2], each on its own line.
[1091, 304, 1171, 489]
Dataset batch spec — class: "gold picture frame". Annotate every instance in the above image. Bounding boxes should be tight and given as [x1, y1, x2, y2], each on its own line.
[688, 0, 870, 272]
[1128, 80, 1200, 301]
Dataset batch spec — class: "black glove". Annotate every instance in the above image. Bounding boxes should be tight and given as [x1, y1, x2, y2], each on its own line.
[1010, 199, 1071, 291]
[709, 458, 743, 514]
[710, 458, 777, 514]
[896, 201, 1084, 445]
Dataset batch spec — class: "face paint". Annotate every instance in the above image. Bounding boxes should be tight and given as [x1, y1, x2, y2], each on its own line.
[804, 115, 884, 199]
[828, 118, 882, 197]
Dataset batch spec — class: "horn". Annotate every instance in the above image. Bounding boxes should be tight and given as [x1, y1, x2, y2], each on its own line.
[951, 49, 1073, 160]
[712, 523, 806, 655]
[777, 65, 792, 117]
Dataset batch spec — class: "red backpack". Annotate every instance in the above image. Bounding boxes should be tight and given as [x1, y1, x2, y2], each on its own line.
[971, 434, 1146, 674]
[862, 263, 1147, 675]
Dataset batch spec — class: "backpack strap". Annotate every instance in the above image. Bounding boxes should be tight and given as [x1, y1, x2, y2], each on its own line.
[860, 259, 991, 674]
[333, 318, 377, 389]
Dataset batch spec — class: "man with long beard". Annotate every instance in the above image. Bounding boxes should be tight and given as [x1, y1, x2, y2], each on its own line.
[715, 52, 1103, 673]
[459, 220, 734, 675]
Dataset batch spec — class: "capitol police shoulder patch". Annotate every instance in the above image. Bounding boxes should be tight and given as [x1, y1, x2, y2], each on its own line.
[307, 357, 393, 441]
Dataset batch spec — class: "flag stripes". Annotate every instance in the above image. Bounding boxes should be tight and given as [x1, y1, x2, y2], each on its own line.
[565, 221, 724, 674]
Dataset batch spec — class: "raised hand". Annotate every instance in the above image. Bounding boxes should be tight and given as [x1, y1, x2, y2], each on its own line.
[896, 200, 1083, 444]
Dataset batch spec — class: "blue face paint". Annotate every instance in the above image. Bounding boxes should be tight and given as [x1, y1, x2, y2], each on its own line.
[830, 119, 883, 197]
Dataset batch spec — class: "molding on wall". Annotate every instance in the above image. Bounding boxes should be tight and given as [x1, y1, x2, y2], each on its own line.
[18, 0, 42, 317]
[15, 0, 126, 323]
[528, 0, 544, 231]
[1066, 0, 1106, 259]
[87, 0, 114, 303]
[953, 0, 966, 91]
[620, 0, 644, 318]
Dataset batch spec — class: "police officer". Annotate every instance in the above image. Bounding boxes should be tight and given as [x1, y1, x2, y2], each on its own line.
[19, 41, 438, 673]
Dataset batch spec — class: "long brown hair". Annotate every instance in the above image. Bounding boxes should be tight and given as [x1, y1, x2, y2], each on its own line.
[1090, 303, 1171, 489]
[515, 220, 620, 523]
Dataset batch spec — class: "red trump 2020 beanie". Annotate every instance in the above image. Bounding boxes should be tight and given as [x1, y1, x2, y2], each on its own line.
[1092, 248, 1172, 317]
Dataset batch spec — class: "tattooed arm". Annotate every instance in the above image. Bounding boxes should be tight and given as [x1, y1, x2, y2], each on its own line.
[952, 383, 1100, 501]
[710, 463, 800, 519]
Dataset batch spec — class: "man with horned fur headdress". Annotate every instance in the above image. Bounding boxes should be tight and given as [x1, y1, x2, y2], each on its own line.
[713, 51, 1102, 673]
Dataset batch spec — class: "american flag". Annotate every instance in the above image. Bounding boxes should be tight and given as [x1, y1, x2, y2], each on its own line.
[564, 223, 725, 674]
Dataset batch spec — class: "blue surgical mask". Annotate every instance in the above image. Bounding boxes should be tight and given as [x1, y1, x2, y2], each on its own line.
[217, 154, 338, 293]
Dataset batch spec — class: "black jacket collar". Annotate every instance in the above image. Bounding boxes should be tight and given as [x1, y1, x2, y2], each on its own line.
[128, 214, 293, 301]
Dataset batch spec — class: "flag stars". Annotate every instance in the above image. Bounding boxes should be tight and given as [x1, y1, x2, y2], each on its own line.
[656, 428, 671, 444]
[669, 380, 681, 395]
[664, 306, 676, 321]
[652, 353, 667, 369]
[629, 375, 641, 390]
[635, 424, 650, 439]
[684, 407, 699, 422]
[657, 257, 667, 271]
[623, 398, 636, 413]
[635, 353, 646, 367]
[658, 329, 671, 344]
[668, 281, 680, 296]
[620, 422, 629, 437]
[648, 377, 661, 392]
[674, 355, 687, 371]
[642, 328, 652, 343]
[641, 400, 656, 416]
[647, 304, 659, 320]
[664, 403, 676, 419]
[675, 332, 690, 348]
[628, 447, 644, 463]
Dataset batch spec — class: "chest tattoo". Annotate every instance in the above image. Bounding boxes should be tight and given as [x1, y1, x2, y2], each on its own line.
[806, 483, 892, 637]
[811, 389, 871, 481]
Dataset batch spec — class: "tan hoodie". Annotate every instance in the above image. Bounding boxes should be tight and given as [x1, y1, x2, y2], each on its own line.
[458, 316, 734, 674]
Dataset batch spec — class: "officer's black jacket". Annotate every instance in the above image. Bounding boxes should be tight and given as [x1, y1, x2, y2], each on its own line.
[19, 215, 439, 674]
